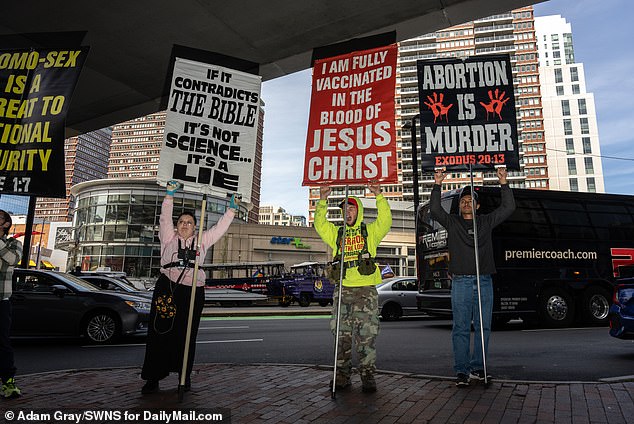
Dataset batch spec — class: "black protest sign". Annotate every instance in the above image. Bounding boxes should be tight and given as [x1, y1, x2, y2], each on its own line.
[0, 47, 89, 197]
[416, 55, 520, 171]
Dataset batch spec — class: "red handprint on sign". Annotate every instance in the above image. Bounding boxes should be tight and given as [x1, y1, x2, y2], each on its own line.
[480, 89, 510, 120]
[424, 92, 453, 123]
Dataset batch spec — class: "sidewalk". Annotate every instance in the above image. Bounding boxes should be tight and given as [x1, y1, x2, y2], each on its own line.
[4, 363, 633, 423]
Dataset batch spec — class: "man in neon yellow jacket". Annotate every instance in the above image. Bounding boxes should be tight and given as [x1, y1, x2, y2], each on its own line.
[314, 183, 392, 393]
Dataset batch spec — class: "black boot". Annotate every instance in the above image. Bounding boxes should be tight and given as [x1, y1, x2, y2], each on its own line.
[361, 374, 377, 393]
[328, 374, 351, 390]
[141, 379, 159, 394]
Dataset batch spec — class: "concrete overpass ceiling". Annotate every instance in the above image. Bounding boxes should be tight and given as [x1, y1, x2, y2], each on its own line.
[0, 0, 542, 135]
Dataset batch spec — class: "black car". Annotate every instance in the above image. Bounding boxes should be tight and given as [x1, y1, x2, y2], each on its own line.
[11, 269, 150, 344]
[78, 274, 153, 300]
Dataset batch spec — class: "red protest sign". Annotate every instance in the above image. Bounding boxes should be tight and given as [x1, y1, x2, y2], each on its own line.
[302, 44, 398, 186]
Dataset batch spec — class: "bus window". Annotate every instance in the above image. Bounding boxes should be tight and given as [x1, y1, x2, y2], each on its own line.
[542, 199, 595, 240]
[418, 205, 434, 234]
[418, 196, 454, 232]
[497, 198, 553, 238]
[587, 202, 634, 241]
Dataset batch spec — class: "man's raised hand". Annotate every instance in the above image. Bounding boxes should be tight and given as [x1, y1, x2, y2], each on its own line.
[320, 186, 332, 200]
[434, 168, 447, 185]
[368, 183, 382, 196]
[496, 167, 508, 184]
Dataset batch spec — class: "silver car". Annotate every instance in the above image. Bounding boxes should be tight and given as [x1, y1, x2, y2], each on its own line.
[377, 277, 423, 320]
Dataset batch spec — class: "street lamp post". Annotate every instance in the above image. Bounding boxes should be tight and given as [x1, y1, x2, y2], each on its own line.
[402, 114, 421, 214]
[402, 114, 421, 280]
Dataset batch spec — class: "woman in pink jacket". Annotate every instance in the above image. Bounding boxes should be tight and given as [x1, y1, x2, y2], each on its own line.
[141, 181, 239, 394]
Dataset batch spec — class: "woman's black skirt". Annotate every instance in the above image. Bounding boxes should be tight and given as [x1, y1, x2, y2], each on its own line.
[141, 273, 205, 381]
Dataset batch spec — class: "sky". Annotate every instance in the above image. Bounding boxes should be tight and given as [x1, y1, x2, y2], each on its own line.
[259, 0, 634, 218]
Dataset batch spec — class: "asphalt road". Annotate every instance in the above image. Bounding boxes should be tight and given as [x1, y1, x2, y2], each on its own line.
[12, 315, 634, 382]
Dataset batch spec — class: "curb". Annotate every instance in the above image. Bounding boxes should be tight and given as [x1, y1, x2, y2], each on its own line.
[19, 363, 628, 385]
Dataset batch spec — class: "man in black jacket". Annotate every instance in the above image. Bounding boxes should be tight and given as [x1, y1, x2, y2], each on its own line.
[430, 167, 515, 387]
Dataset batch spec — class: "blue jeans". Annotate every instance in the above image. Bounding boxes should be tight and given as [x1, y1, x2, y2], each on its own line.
[450, 274, 493, 375]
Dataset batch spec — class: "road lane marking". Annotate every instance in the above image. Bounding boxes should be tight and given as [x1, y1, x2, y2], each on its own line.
[202, 315, 330, 321]
[522, 327, 600, 332]
[199, 326, 250, 330]
[83, 338, 263, 348]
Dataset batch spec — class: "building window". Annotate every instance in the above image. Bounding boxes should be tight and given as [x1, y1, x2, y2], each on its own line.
[570, 67, 579, 82]
[580, 117, 589, 134]
[556, 85, 564, 96]
[554, 68, 563, 83]
[564, 34, 575, 64]
[582, 137, 592, 154]
[567, 158, 577, 175]
[572, 84, 580, 94]
[587, 177, 596, 193]
[565, 138, 575, 154]
[570, 178, 579, 192]
[563, 119, 573, 135]
[561, 100, 570, 116]
[584, 157, 594, 174]
[578, 98, 587, 115]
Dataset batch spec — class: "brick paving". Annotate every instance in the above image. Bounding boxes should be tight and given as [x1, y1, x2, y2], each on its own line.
[2, 364, 633, 423]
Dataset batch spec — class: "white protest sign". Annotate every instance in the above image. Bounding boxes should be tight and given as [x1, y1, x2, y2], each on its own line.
[158, 58, 262, 202]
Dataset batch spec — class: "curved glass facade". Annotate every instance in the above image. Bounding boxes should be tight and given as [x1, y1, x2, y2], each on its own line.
[70, 179, 247, 278]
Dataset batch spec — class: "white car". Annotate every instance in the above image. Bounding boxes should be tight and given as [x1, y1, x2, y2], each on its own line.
[377, 277, 424, 320]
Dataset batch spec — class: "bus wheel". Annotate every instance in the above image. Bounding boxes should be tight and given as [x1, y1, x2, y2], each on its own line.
[581, 286, 611, 325]
[298, 293, 311, 307]
[539, 288, 575, 328]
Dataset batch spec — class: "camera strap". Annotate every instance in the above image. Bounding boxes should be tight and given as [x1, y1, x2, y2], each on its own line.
[162, 239, 197, 269]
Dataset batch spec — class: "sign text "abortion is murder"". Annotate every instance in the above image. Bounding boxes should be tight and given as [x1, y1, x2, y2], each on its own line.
[417, 55, 519, 171]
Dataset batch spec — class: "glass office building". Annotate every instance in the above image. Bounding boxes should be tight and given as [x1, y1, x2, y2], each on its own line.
[68, 178, 247, 277]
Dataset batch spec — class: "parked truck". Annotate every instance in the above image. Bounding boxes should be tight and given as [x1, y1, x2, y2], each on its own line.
[267, 262, 334, 307]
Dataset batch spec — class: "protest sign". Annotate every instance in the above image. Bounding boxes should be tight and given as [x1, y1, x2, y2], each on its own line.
[0, 47, 89, 197]
[158, 58, 261, 203]
[302, 44, 398, 186]
[417, 55, 520, 171]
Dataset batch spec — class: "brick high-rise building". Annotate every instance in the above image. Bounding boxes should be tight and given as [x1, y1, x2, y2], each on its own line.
[108, 112, 165, 179]
[34, 128, 112, 222]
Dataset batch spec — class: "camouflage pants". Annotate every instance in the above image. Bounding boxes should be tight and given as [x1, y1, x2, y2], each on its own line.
[330, 285, 379, 379]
